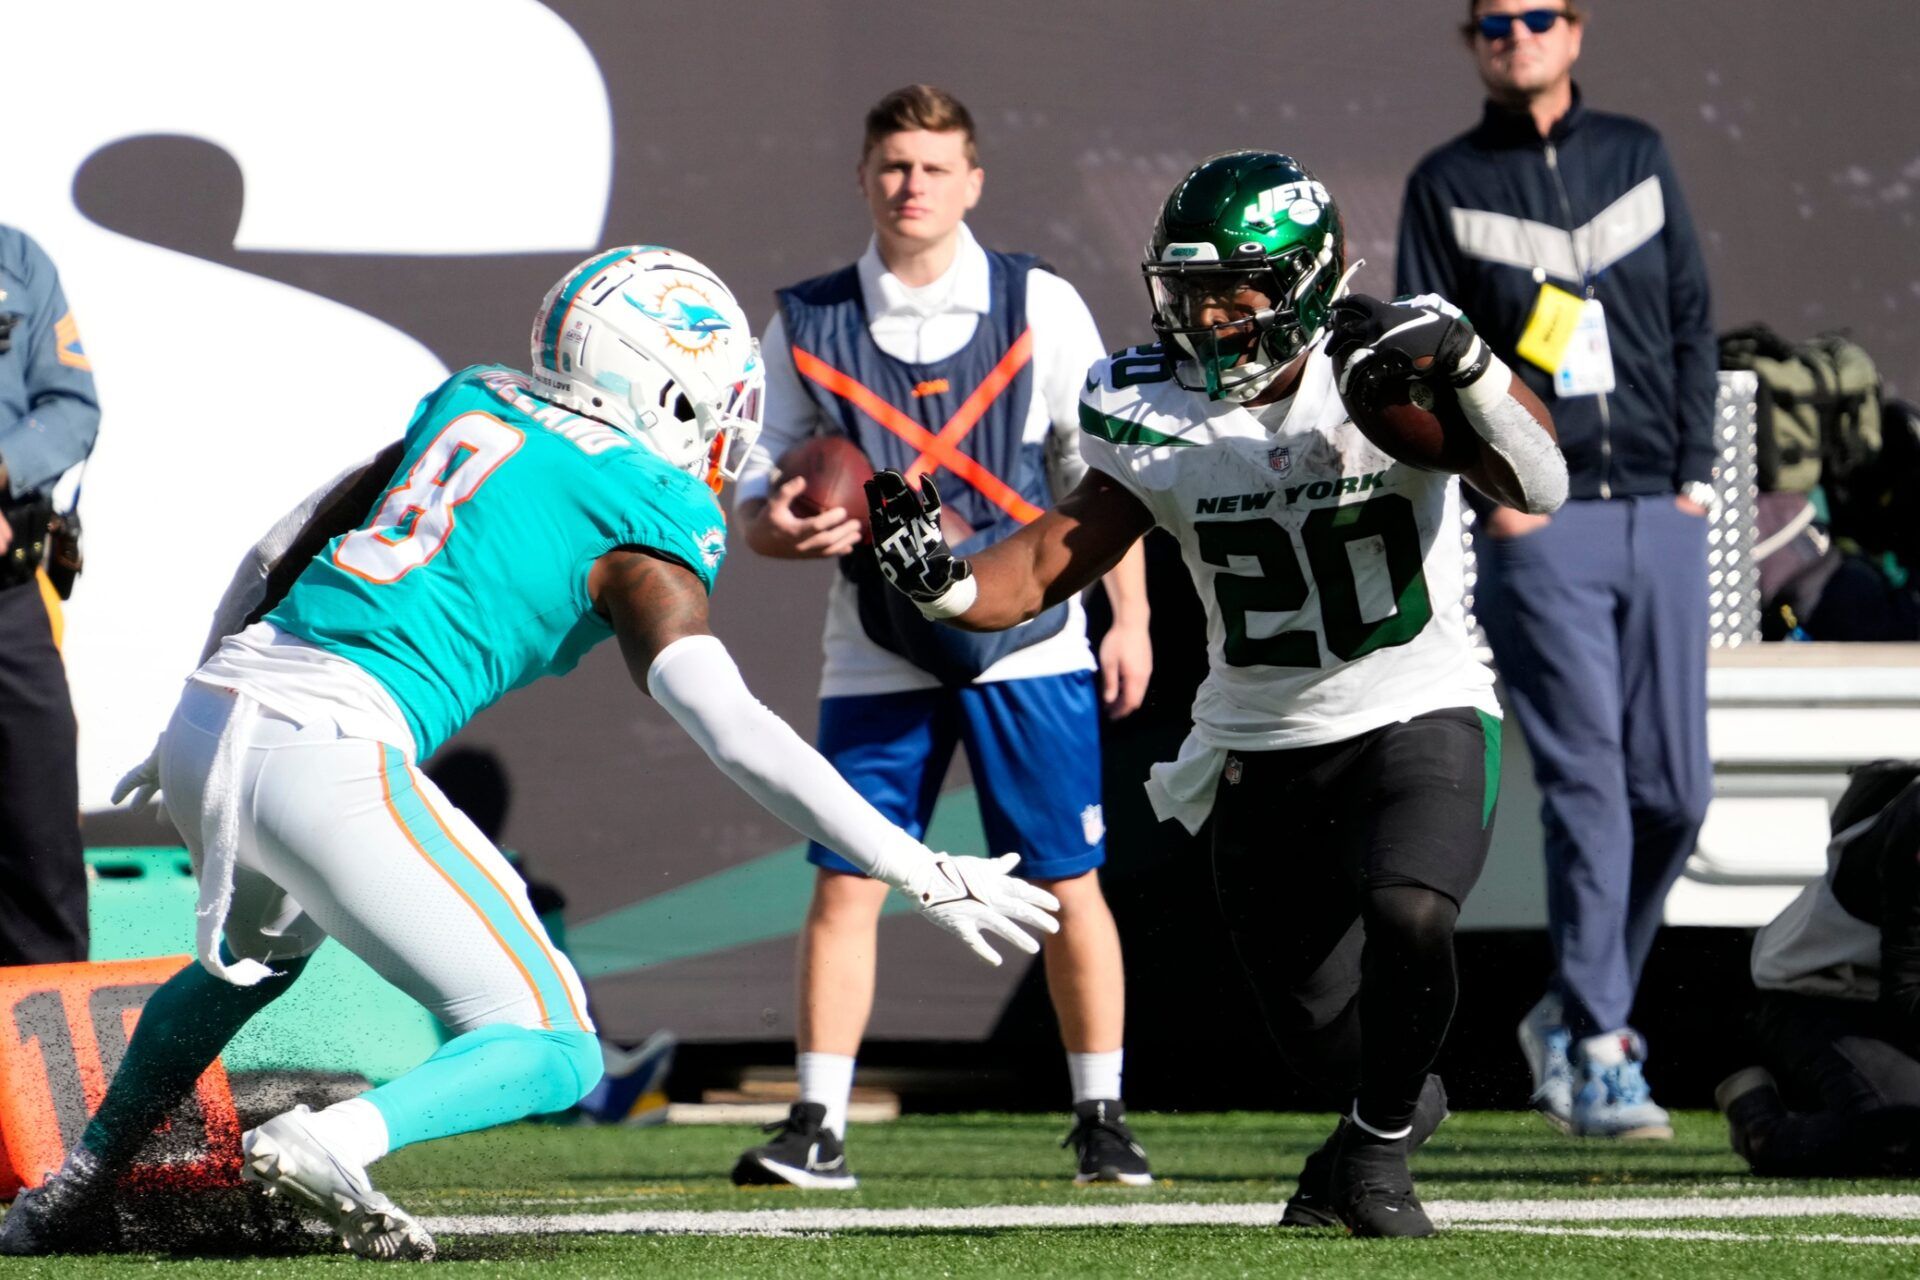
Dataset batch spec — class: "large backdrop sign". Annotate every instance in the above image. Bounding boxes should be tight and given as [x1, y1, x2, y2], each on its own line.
[7, 0, 1914, 1046]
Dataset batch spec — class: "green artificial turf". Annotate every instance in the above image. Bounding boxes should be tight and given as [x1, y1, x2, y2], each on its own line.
[6, 1111, 1920, 1277]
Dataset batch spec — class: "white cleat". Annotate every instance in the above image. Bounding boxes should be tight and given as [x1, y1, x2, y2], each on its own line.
[240, 1106, 435, 1261]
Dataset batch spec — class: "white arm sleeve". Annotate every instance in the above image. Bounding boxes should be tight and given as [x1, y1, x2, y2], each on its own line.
[647, 633, 934, 889]
[197, 457, 374, 662]
[1455, 349, 1569, 515]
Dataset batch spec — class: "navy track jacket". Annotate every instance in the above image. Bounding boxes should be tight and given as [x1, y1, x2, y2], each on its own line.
[1396, 87, 1716, 501]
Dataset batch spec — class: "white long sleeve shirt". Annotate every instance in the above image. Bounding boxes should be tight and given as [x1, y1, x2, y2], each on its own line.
[737, 224, 1107, 698]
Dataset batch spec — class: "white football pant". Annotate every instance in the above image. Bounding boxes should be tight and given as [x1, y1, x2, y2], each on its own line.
[158, 681, 592, 1036]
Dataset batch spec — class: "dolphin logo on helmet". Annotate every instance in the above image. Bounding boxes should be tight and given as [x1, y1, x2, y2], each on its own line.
[530, 246, 764, 492]
[622, 291, 735, 337]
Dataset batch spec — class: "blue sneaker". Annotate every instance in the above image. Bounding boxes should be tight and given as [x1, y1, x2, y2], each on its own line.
[1517, 993, 1574, 1131]
[578, 1030, 677, 1126]
[1571, 1030, 1673, 1140]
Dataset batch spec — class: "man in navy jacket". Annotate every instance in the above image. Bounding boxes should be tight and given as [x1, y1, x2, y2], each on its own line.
[1397, 1, 1717, 1139]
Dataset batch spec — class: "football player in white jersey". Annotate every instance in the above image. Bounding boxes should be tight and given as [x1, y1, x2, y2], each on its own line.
[865, 152, 1567, 1237]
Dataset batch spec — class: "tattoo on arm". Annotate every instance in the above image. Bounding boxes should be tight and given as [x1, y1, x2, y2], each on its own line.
[593, 548, 715, 691]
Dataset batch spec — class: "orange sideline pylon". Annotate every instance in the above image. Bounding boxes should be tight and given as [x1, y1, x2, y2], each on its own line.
[0, 957, 241, 1198]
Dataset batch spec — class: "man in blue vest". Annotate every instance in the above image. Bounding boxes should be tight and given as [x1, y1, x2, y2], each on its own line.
[732, 85, 1153, 1188]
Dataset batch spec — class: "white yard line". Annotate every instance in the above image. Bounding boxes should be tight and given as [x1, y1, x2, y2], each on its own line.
[1458, 1224, 1920, 1246]
[422, 1194, 1920, 1239]
[1439, 1194, 1920, 1222]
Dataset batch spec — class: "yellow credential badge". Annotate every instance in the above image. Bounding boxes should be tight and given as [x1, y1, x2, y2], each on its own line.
[1515, 282, 1585, 375]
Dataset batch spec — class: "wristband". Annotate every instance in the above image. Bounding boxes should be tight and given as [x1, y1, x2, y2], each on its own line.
[1453, 343, 1512, 418]
[914, 571, 977, 620]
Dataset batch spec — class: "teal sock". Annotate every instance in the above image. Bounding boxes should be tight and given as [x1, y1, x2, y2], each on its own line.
[363, 1024, 601, 1152]
[82, 951, 308, 1167]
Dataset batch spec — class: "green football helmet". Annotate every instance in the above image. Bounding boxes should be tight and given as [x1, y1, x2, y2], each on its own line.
[1144, 151, 1348, 400]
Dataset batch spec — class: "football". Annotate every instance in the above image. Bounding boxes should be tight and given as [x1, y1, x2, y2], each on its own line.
[778, 435, 876, 542]
[1336, 369, 1482, 475]
[775, 436, 976, 546]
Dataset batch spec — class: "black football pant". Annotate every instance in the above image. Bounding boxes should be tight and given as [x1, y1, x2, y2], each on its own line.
[0, 578, 88, 965]
[1730, 990, 1920, 1177]
[1210, 707, 1498, 1131]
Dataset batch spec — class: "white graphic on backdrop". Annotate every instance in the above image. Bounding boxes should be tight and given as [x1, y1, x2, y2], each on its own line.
[0, 1, 612, 807]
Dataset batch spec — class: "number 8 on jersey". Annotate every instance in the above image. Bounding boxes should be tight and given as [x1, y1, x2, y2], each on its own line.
[336, 413, 524, 583]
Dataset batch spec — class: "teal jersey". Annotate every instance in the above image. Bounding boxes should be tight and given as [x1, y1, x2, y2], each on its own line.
[267, 365, 728, 757]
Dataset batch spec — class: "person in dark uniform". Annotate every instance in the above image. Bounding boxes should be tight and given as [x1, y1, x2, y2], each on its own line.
[1720, 761, 1920, 1177]
[0, 224, 99, 966]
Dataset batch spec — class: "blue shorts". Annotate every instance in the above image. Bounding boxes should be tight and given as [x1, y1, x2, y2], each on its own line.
[807, 671, 1106, 882]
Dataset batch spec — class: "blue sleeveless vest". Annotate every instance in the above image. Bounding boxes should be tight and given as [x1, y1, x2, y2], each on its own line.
[778, 249, 1069, 685]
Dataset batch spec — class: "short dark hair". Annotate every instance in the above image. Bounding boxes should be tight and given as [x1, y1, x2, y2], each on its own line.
[1462, 2, 1584, 37]
[862, 84, 979, 167]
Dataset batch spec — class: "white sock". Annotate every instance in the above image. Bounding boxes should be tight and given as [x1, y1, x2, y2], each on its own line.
[1068, 1049, 1124, 1105]
[797, 1052, 855, 1138]
[299, 1097, 391, 1169]
[1349, 1102, 1414, 1142]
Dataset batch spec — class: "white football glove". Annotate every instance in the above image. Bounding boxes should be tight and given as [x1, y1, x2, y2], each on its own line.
[901, 852, 1060, 967]
[110, 738, 164, 810]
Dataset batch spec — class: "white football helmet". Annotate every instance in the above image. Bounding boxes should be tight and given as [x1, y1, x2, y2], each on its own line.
[530, 246, 763, 490]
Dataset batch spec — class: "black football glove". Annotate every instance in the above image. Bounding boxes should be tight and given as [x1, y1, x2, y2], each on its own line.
[865, 470, 977, 618]
[1325, 293, 1491, 399]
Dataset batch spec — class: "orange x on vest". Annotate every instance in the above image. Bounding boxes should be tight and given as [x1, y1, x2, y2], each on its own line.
[791, 329, 1041, 525]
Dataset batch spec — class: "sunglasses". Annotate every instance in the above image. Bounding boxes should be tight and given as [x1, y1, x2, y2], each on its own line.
[1472, 9, 1569, 39]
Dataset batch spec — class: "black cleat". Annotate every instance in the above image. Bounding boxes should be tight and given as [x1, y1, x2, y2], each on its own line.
[731, 1102, 857, 1190]
[0, 1148, 120, 1256]
[1329, 1126, 1434, 1238]
[1716, 1066, 1785, 1169]
[1283, 1074, 1448, 1229]
[1279, 1124, 1346, 1228]
[1063, 1099, 1153, 1186]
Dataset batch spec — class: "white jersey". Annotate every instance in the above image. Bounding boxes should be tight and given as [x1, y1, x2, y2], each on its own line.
[1079, 340, 1499, 813]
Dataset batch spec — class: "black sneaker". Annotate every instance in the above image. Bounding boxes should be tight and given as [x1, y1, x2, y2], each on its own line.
[1329, 1126, 1434, 1239]
[730, 1103, 857, 1190]
[1716, 1066, 1785, 1170]
[1283, 1074, 1448, 1229]
[0, 1148, 120, 1256]
[1063, 1100, 1153, 1186]
[1279, 1122, 1345, 1229]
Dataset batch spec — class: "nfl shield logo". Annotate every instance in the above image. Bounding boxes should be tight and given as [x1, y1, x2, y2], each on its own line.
[1267, 447, 1292, 476]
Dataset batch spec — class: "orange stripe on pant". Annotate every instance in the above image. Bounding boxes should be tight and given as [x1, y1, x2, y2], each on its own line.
[791, 340, 1043, 526]
[375, 745, 553, 1031]
[411, 773, 590, 1034]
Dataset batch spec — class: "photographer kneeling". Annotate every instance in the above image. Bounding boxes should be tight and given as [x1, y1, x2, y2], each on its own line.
[1720, 760, 1920, 1175]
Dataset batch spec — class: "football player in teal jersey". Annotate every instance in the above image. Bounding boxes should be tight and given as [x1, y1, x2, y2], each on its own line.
[0, 247, 1058, 1261]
